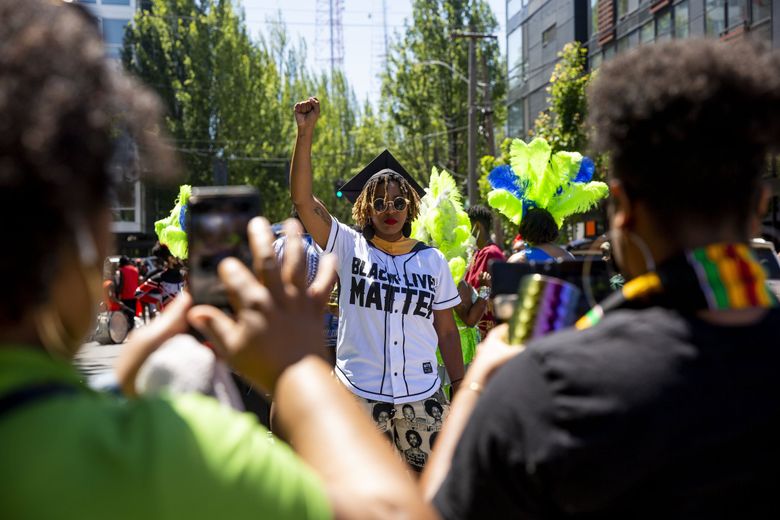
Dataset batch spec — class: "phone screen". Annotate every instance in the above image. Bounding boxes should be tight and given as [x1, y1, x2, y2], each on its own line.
[188, 187, 260, 309]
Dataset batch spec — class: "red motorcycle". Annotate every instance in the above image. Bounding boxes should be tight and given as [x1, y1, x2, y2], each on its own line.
[135, 276, 176, 323]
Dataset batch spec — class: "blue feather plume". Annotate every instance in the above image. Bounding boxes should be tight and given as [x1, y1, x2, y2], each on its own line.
[573, 156, 595, 183]
[179, 203, 188, 232]
[488, 164, 524, 200]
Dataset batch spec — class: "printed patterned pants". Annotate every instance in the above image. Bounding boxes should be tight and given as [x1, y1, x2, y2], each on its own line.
[355, 389, 450, 473]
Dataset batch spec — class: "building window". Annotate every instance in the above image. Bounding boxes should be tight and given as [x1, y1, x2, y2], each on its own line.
[103, 0, 131, 4]
[752, 0, 771, 23]
[103, 18, 129, 45]
[616, 0, 628, 18]
[640, 20, 654, 44]
[109, 133, 142, 232]
[591, 0, 599, 34]
[112, 180, 141, 230]
[507, 26, 527, 90]
[705, 0, 726, 35]
[674, 1, 689, 38]
[603, 43, 616, 60]
[656, 10, 672, 40]
[102, 18, 129, 58]
[616, 0, 639, 19]
[507, 0, 523, 19]
[706, 0, 747, 35]
[727, 0, 748, 29]
[542, 24, 557, 47]
[508, 99, 525, 138]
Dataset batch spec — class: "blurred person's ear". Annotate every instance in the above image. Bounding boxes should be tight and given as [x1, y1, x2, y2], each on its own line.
[608, 181, 634, 232]
[608, 180, 653, 279]
[750, 184, 772, 239]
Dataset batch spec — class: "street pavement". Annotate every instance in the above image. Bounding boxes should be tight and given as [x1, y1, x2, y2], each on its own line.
[73, 341, 123, 379]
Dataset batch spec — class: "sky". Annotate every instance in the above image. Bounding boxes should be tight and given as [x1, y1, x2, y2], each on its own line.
[241, 0, 506, 104]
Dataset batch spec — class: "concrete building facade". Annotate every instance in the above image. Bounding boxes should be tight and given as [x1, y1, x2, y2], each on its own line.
[507, 0, 780, 139]
[506, 0, 780, 235]
[78, 0, 144, 245]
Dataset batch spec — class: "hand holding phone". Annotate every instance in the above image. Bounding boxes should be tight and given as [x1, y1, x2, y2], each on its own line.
[187, 186, 261, 311]
[188, 218, 338, 392]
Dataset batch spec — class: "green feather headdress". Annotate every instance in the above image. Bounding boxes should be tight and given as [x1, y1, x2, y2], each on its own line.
[486, 137, 608, 228]
[411, 168, 476, 284]
[154, 185, 191, 260]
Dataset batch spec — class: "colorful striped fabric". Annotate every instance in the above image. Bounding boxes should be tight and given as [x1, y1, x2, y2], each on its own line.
[688, 243, 774, 310]
[576, 243, 776, 330]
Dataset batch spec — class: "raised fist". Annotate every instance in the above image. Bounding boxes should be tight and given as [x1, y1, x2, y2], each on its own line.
[294, 97, 320, 132]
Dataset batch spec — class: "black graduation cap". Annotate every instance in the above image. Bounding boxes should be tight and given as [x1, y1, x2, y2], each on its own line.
[338, 150, 425, 203]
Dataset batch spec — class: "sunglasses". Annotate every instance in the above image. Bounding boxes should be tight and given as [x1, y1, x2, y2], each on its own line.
[372, 196, 409, 213]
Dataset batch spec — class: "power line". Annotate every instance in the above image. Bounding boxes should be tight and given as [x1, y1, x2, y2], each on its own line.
[152, 124, 469, 160]
[240, 5, 407, 17]
[136, 13, 407, 30]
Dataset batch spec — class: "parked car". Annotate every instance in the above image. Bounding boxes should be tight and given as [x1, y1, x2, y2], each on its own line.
[751, 238, 780, 299]
[565, 236, 607, 259]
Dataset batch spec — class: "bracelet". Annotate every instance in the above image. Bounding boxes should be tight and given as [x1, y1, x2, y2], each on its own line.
[465, 381, 484, 395]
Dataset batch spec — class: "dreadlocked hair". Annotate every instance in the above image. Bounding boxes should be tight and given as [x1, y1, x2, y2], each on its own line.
[352, 171, 421, 228]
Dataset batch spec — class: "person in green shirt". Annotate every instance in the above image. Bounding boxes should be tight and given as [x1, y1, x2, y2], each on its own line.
[0, 2, 435, 519]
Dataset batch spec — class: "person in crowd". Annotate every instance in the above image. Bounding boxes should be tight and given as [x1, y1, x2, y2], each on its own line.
[323, 282, 340, 365]
[399, 403, 428, 430]
[403, 430, 428, 471]
[448, 277, 487, 378]
[116, 256, 139, 329]
[290, 97, 464, 469]
[507, 208, 574, 263]
[0, 3, 436, 518]
[157, 252, 185, 298]
[465, 205, 505, 338]
[371, 402, 394, 434]
[273, 209, 321, 287]
[423, 399, 444, 432]
[422, 39, 780, 518]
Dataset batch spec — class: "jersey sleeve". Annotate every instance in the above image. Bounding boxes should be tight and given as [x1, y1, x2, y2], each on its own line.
[142, 393, 332, 520]
[432, 251, 461, 311]
[318, 216, 358, 264]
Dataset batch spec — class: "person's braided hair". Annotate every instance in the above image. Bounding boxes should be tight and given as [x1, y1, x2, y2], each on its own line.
[0, 0, 178, 324]
[351, 171, 421, 228]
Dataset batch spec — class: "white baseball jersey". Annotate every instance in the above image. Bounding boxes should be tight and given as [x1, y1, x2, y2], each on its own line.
[322, 217, 461, 404]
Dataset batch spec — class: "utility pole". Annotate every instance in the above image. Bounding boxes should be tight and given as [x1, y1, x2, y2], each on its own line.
[329, 0, 335, 76]
[481, 53, 496, 157]
[452, 30, 497, 207]
[315, 0, 344, 76]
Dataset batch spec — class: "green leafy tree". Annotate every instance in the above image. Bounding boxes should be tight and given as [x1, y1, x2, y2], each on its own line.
[477, 138, 515, 247]
[531, 42, 591, 155]
[123, 0, 293, 219]
[122, 1, 384, 223]
[381, 0, 505, 188]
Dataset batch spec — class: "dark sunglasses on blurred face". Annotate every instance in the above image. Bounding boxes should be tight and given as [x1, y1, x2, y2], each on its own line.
[372, 197, 409, 213]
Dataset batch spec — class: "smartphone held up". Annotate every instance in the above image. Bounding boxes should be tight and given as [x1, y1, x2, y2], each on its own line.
[187, 186, 261, 311]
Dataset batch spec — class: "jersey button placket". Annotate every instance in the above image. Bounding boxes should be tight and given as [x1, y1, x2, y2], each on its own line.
[388, 301, 403, 393]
